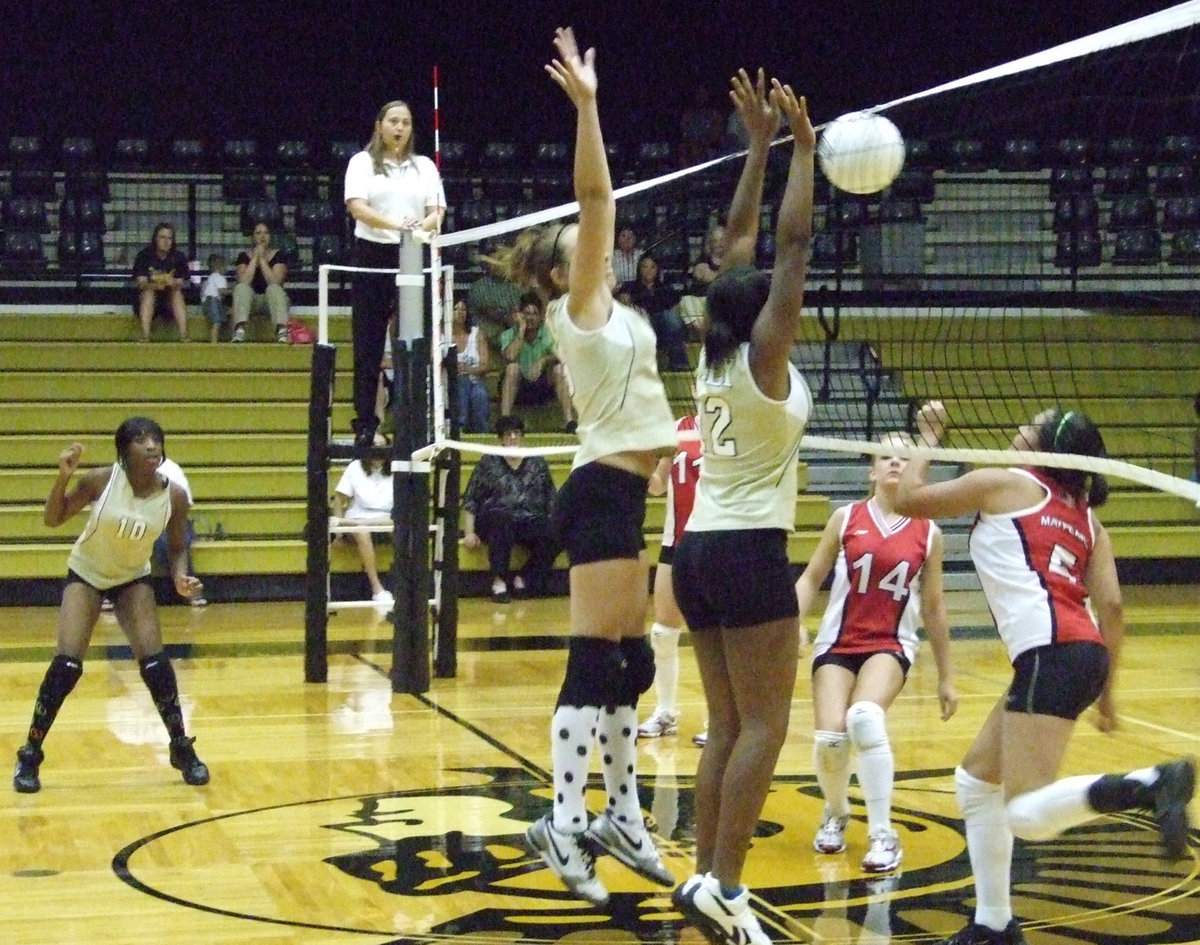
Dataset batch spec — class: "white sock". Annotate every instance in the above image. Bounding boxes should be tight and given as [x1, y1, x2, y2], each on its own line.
[814, 730, 852, 816]
[847, 701, 894, 834]
[649, 623, 681, 716]
[956, 766, 1013, 932]
[550, 704, 600, 833]
[598, 704, 644, 826]
[1007, 774, 1103, 841]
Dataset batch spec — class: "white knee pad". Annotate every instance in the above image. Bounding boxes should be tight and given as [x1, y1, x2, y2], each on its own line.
[846, 701, 889, 753]
[955, 765, 1007, 824]
[813, 730, 851, 774]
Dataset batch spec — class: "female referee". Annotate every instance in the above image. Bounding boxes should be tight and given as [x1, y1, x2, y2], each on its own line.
[896, 401, 1194, 945]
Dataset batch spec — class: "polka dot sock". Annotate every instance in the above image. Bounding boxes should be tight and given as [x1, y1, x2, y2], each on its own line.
[550, 704, 601, 833]
[597, 703, 642, 826]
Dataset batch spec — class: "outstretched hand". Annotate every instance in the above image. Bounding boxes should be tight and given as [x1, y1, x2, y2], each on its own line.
[917, 400, 949, 447]
[771, 80, 815, 153]
[730, 68, 779, 146]
[546, 27, 597, 107]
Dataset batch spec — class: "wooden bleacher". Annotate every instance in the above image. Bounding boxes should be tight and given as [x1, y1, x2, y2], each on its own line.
[0, 309, 1197, 604]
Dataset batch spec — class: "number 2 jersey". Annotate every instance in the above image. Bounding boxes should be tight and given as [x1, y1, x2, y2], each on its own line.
[969, 466, 1102, 663]
[68, 463, 172, 589]
[813, 498, 934, 666]
[661, 415, 701, 549]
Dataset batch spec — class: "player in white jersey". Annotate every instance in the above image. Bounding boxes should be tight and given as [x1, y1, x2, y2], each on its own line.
[13, 417, 209, 794]
[670, 70, 815, 945]
[896, 402, 1194, 945]
[795, 433, 957, 874]
[485, 29, 677, 907]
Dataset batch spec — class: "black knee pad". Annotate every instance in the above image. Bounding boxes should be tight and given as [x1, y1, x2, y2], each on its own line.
[45, 654, 83, 700]
[556, 637, 624, 709]
[619, 636, 656, 702]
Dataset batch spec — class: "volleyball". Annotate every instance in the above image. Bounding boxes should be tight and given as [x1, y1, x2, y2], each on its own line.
[817, 111, 906, 195]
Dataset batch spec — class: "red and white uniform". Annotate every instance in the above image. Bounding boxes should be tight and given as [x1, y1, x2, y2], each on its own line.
[662, 415, 701, 550]
[813, 498, 933, 666]
[969, 467, 1101, 663]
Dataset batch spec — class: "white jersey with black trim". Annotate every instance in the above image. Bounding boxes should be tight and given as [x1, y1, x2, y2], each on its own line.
[546, 295, 677, 469]
[68, 464, 172, 590]
[687, 343, 811, 532]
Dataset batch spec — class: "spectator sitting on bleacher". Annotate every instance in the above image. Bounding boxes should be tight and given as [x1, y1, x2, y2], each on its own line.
[451, 297, 491, 433]
[619, 252, 691, 371]
[467, 255, 522, 362]
[199, 253, 230, 344]
[462, 415, 559, 602]
[678, 222, 727, 340]
[132, 223, 191, 343]
[499, 291, 575, 432]
[332, 457, 395, 607]
[612, 224, 642, 285]
[231, 220, 291, 344]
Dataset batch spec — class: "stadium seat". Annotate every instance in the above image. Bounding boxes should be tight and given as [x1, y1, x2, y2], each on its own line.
[294, 200, 339, 237]
[8, 136, 56, 199]
[1054, 229, 1102, 268]
[1053, 194, 1099, 232]
[221, 139, 260, 168]
[63, 168, 108, 201]
[56, 230, 105, 269]
[946, 138, 987, 170]
[438, 140, 469, 166]
[170, 139, 206, 170]
[312, 233, 346, 268]
[481, 141, 519, 168]
[877, 198, 924, 223]
[1162, 195, 1200, 230]
[222, 168, 267, 202]
[61, 137, 97, 169]
[1167, 229, 1200, 265]
[1054, 137, 1094, 166]
[112, 138, 150, 170]
[275, 139, 312, 168]
[1102, 164, 1150, 197]
[1111, 228, 1161, 265]
[59, 197, 106, 233]
[827, 198, 868, 230]
[3, 196, 49, 233]
[275, 170, 319, 203]
[1160, 134, 1200, 165]
[1, 231, 46, 269]
[534, 141, 569, 167]
[1108, 194, 1157, 229]
[636, 141, 673, 172]
[810, 231, 859, 268]
[904, 139, 934, 168]
[239, 199, 283, 236]
[1105, 136, 1149, 167]
[1155, 163, 1199, 196]
[999, 138, 1042, 170]
[328, 139, 359, 172]
[1049, 166, 1094, 197]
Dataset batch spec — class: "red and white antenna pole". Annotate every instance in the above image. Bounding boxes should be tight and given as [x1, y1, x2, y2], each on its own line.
[432, 64, 441, 168]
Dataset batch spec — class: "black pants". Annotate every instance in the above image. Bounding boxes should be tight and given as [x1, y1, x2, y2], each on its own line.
[476, 510, 558, 592]
[351, 238, 400, 435]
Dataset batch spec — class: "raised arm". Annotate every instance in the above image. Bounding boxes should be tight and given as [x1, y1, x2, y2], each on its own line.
[546, 27, 613, 331]
[721, 69, 779, 271]
[43, 443, 105, 527]
[748, 81, 815, 399]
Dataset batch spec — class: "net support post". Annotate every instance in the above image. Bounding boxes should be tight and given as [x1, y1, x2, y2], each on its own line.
[304, 343, 336, 683]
